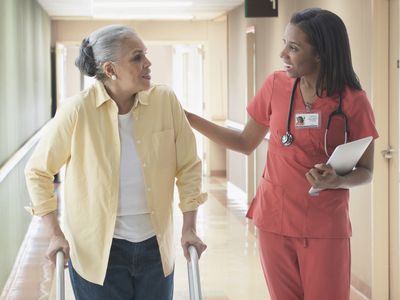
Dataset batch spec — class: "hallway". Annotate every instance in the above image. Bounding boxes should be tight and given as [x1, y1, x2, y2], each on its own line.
[1, 0, 399, 299]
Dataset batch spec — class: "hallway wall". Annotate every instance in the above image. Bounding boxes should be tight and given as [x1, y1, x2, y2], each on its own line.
[0, 0, 51, 292]
[227, 1, 374, 297]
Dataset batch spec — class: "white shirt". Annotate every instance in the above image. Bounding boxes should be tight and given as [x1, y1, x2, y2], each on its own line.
[113, 112, 155, 242]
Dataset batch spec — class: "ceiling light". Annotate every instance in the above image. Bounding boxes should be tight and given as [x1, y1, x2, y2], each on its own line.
[94, 1, 193, 8]
[93, 14, 194, 20]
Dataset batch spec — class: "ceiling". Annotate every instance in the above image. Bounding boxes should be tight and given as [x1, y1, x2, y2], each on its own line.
[37, 0, 244, 20]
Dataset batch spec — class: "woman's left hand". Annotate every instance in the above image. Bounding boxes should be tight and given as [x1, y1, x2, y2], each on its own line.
[305, 163, 343, 190]
[181, 228, 207, 261]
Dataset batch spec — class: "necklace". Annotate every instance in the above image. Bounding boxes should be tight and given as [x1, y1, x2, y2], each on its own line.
[303, 92, 316, 111]
[304, 101, 313, 111]
[300, 77, 317, 111]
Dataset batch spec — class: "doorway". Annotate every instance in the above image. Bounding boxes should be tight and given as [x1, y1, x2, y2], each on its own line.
[169, 44, 205, 165]
[246, 26, 256, 202]
[55, 42, 81, 105]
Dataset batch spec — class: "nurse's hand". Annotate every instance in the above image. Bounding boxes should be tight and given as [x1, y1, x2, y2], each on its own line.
[305, 163, 343, 190]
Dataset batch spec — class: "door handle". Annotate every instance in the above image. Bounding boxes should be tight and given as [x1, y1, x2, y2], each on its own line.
[381, 147, 395, 160]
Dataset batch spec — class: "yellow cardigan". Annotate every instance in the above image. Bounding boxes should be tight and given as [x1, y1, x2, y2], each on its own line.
[25, 81, 206, 284]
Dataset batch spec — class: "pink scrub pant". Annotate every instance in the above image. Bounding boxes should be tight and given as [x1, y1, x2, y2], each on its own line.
[257, 230, 350, 300]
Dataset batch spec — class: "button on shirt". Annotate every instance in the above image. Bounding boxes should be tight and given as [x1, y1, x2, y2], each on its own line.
[25, 81, 207, 285]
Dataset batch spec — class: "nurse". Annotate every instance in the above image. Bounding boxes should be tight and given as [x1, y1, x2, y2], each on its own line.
[185, 8, 378, 300]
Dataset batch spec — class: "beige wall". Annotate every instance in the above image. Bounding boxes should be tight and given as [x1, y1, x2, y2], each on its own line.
[226, 5, 247, 191]
[52, 20, 209, 45]
[146, 45, 173, 88]
[227, 1, 377, 297]
[65, 45, 81, 98]
[204, 18, 228, 175]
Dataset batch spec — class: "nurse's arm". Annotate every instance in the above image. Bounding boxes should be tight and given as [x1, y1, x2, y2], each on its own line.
[337, 140, 375, 188]
[185, 112, 268, 155]
[307, 141, 375, 189]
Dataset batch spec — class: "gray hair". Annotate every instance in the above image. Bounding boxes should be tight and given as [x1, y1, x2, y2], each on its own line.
[75, 25, 137, 81]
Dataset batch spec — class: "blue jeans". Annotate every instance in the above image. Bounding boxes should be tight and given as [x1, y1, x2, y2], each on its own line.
[68, 236, 174, 300]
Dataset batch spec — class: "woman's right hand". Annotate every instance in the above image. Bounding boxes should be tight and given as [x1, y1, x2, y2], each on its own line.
[46, 234, 70, 268]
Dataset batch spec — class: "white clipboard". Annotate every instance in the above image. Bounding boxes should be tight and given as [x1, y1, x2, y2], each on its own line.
[309, 136, 373, 196]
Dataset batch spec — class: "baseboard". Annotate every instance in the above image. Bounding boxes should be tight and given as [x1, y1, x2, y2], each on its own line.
[351, 286, 370, 300]
[351, 274, 371, 300]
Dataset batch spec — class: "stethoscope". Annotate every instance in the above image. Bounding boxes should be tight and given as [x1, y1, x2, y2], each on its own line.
[281, 78, 349, 157]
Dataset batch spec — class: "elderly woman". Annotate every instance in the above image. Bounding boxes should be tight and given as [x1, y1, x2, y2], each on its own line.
[25, 25, 206, 300]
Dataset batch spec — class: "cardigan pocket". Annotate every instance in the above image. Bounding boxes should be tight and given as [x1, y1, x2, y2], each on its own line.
[152, 129, 176, 169]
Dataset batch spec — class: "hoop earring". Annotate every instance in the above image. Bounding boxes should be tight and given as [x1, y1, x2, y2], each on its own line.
[111, 74, 117, 81]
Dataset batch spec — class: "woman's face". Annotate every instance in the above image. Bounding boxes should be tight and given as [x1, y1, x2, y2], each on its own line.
[113, 35, 152, 94]
[280, 23, 320, 79]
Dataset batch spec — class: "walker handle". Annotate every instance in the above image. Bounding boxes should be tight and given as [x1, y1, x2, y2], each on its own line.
[187, 245, 202, 300]
[56, 250, 65, 300]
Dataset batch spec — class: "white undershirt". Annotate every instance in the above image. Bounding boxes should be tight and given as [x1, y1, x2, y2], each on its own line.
[113, 112, 155, 242]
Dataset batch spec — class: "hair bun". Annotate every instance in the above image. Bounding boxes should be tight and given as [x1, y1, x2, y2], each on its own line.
[75, 37, 97, 77]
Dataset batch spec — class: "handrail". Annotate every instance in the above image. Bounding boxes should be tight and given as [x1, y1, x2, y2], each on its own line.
[56, 251, 65, 300]
[0, 125, 46, 183]
[187, 245, 202, 300]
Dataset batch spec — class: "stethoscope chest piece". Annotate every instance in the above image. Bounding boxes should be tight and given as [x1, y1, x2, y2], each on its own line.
[279, 77, 347, 155]
[281, 132, 294, 146]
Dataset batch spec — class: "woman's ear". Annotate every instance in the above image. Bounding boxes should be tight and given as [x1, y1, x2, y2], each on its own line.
[102, 62, 116, 79]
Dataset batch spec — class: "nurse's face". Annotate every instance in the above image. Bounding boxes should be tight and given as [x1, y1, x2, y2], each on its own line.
[280, 23, 320, 79]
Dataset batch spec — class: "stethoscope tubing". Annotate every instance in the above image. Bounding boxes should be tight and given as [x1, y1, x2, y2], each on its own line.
[281, 77, 349, 157]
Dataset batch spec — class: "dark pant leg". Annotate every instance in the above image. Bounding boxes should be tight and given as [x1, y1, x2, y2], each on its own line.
[132, 236, 174, 300]
[68, 239, 134, 300]
[69, 237, 173, 300]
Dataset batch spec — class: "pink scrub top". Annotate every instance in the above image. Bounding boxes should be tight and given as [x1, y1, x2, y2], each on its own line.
[246, 71, 379, 238]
